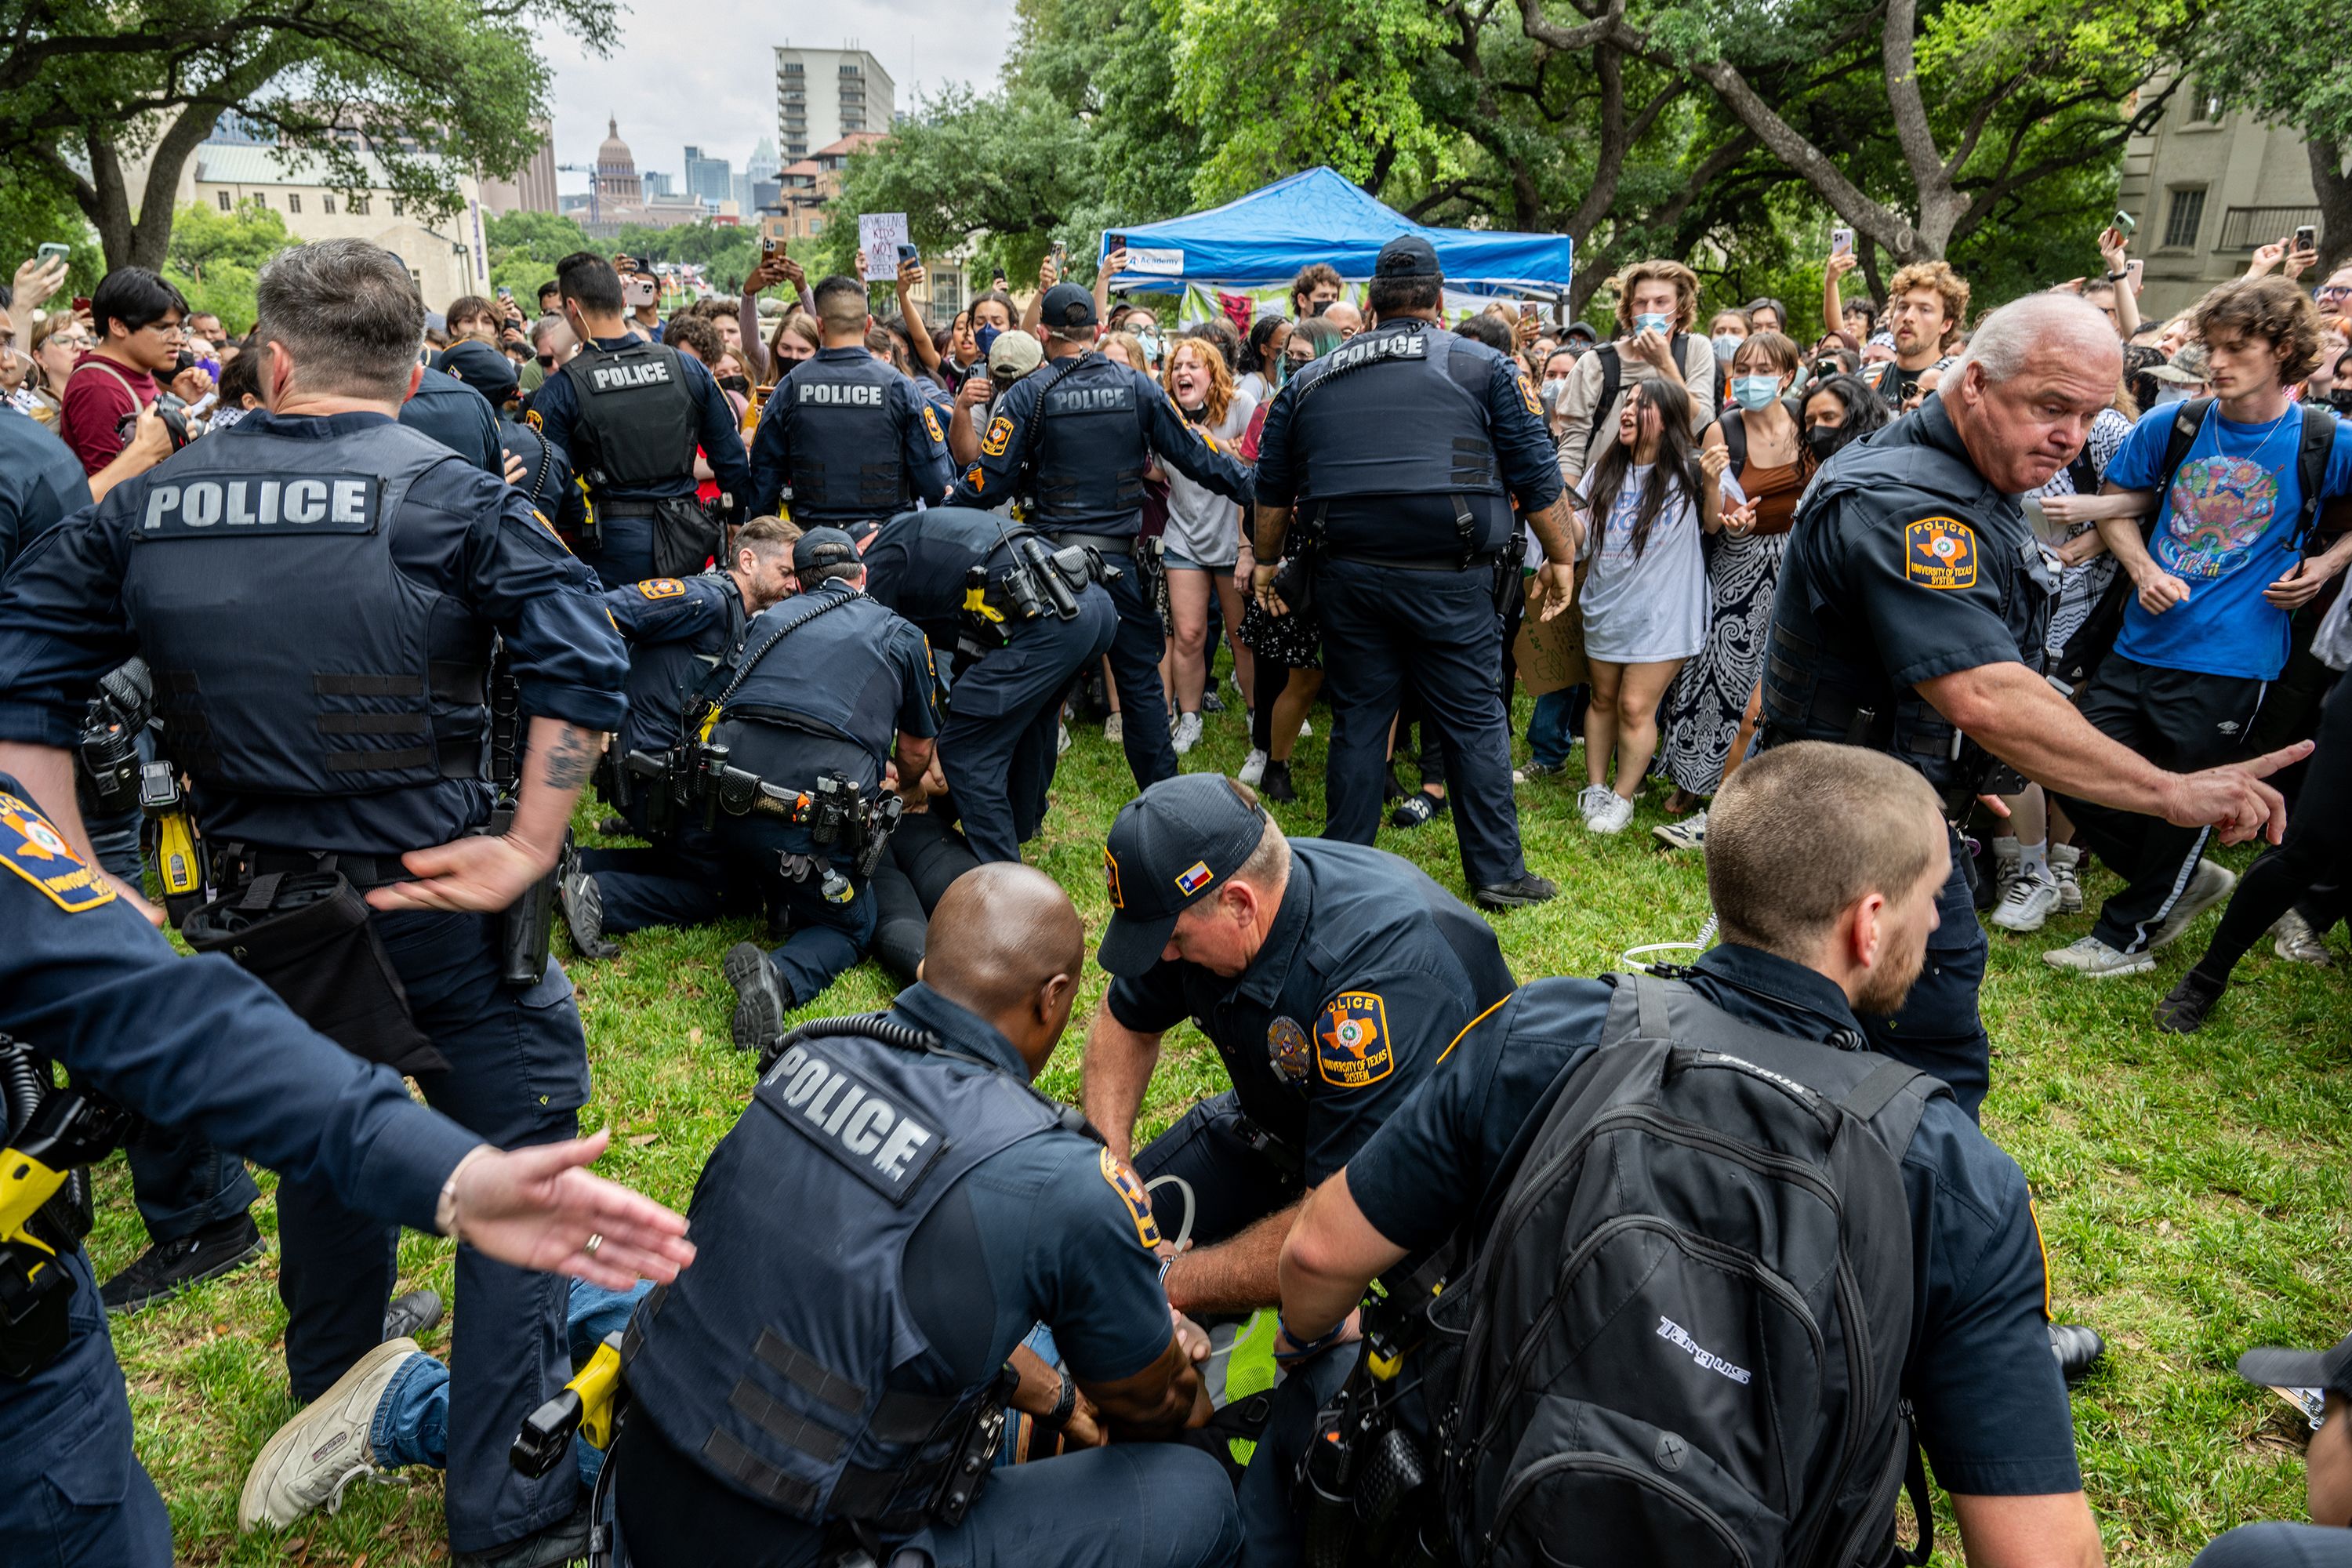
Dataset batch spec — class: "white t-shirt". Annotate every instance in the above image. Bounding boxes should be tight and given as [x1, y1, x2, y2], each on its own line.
[1160, 390, 1258, 569]
[1573, 462, 1728, 663]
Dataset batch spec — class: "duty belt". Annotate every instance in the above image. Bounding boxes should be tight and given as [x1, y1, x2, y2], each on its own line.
[595, 498, 664, 518]
[1045, 530, 1134, 558]
[1322, 548, 1503, 572]
[228, 846, 412, 892]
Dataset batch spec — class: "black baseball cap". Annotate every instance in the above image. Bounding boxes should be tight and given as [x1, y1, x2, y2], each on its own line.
[2237, 1330, 2352, 1400]
[1375, 234, 1443, 280]
[1041, 281, 1098, 331]
[793, 526, 859, 575]
[1562, 321, 1598, 343]
[437, 339, 519, 405]
[1098, 775, 1271, 976]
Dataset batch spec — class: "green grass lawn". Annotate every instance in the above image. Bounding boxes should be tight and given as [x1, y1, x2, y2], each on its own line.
[90, 695, 2352, 1565]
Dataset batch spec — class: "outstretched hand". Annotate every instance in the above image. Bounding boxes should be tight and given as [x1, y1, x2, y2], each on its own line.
[368, 832, 556, 913]
[2165, 741, 2315, 846]
[450, 1129, 695, 1290]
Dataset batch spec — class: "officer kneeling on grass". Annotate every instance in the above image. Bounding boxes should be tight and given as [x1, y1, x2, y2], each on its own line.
[0, 774, 693, 1568]
[1263, 742, 2102, 1568]
[708, 527, 944, 1050]
[608, 862, 1241, 1568]
[861, 504, 1120, 863]
[559, 515, 804, 956]
[1080, 774, 1514, 1325]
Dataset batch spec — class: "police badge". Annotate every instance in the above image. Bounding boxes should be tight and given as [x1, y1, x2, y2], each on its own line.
[1267, 1016, 1311, 1083]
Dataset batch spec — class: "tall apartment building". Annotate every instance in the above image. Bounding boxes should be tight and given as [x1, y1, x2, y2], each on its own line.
[774, 45, 895, 162]
[684, 145, 733, 209]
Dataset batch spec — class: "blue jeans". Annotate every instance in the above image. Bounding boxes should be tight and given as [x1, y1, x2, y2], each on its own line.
[1526, 688, 1578, 769]
[372, 1279, 653, 1490]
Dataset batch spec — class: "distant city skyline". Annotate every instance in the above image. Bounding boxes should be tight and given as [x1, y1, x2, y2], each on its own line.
[532, 0, 1014, 198]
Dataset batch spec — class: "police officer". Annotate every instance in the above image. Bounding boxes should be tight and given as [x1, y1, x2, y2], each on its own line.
[0, 771, 693, 1566]
[950, 281, 1254, 790]
[558, 517, 802, 956]
[0, 238, 633, 1564]
[441, 337, 585, 537]
[747, 273, 955, 534]
[1248, 235, 1577, 910]
[1080, 773, 1514, 1319]
[862, 504, 1118, 862]
[1758, 293, 2303, 1120]
[712, 527, 944, 1051]
[611, 862, 1240, 1568]
[533, 251, 751, 590]
[399, 356, 503, 474]
[1266, 745, 2103, 1568]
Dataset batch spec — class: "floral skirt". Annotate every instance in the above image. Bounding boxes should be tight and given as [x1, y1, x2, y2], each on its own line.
[1660, 530, 1784, 796]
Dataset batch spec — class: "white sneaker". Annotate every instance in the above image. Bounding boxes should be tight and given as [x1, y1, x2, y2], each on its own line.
[1171, 712, 1203, 755]
[1058, 723, 1072, 757]
[1103, 713, 1123, 743]
[240, 1338, 421, 1531]
[1575, 783, 1615, 823]
[1588, 793, 1635, 834]
[1991, 836, 2020, 901]
[2271, 909, 2336, 966]
[1991, 869, 2061, 933]
[1651, 808, 1707, 851]
[2042, 934, 2155, 978]
[2147, 860, 2238, 951]
[1238, 749, 1269, 787]
[1298, 719, 1313, 739]
[2049, 843, 2084, 913]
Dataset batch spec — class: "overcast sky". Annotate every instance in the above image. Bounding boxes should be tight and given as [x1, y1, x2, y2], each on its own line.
[537, 0, 1017, 193]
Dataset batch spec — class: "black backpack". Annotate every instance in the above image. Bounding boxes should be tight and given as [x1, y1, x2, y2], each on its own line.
[2049, 397, 2337, 692]
[1436, 974, 1944, 1568]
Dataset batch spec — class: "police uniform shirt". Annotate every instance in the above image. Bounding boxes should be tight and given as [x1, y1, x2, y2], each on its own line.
[499, 409, 586, 539]
[736, 579, 944, 752]
[0, 771, 480, 1229]
[1345, 943, 2080, 1500]
[746, 347, 953, 520]
[1251, 321, 1563, 558]
[601, 572, 746, 758]
[0, 411, 628, 855]
[397, 365, 503, 474]
[619, 982, 1180, 1559]
[1105, 838, 1515, 1181]
[530, 334, 753, 503]
[860, 506, 1034, 648]
[0, 405, 93, 573]
[946, 351, 1254, 528]
[1777, 396, 2046, 699]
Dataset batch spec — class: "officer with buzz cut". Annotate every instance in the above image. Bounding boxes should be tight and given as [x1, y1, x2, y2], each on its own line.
[951, 281, 1254, 790]
[747, 273, 955, 535]
[532, 250, 750, 590]
[1250, 234, 1579, 912]
[0, 238, 633, 1566]
[712, 527, 944, 1053]
[862, 504, 1118, 862]
[1080, 774, 1514, 1325]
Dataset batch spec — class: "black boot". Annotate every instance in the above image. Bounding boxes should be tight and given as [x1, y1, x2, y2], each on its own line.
[1261, 759, 1298, 804]
[2049, 1322, 2105, 1385]
[100, 1212, 267, 1314]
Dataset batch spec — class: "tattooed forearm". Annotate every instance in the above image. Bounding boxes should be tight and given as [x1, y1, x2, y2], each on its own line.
[541, 724, 596, 791]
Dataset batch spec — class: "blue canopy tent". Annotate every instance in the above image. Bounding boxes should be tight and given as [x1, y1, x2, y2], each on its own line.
[1099, 166, 1573, 302]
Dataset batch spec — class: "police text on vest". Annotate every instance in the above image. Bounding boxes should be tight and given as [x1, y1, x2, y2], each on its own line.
[140, 477, 378, 535]
[755, 1042, 943, 1203]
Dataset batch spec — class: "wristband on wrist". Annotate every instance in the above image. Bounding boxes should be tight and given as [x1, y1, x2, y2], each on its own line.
[1276, 1313, 1344, 1362]
[1034, 1374, 1078, 1433]
[2107, 270, 2129, 281]
[434, 1144, 496, 1244]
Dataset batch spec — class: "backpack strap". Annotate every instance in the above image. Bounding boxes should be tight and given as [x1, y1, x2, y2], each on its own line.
[2293, 403, 2337, 551]
[2148, 397, 2214, 541]
[1721, 408, 1747, 474]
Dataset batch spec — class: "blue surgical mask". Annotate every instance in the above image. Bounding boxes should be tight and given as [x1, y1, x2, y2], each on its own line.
[975, 324, 1001, 359]
[1711, 334, 1744, 360]
[1634, 312, 1673, 336]
[1731, 374, 1783, 410]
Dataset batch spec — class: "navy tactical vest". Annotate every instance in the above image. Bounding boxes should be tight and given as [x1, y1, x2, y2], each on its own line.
[622, 572, 744, 759]
[862, 507, 1026, 648]
[706, 584, 917, 793]
[1762, 412, 2052, 799]
[1283, 322, 1503, 506]
[621, 1025, 1068, 1524]
[1026, 354, 1150, 529]
[559, 339, 698, 493]
[786, 354, 908, 519]
[119, 420, 491, 797]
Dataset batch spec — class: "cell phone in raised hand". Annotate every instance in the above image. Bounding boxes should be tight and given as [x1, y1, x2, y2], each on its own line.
[2297, 224, 2318, 253]
[2112, 209, 2137, 235]
[1830, 227, 1854, 257]
[37, 241, 70, 267]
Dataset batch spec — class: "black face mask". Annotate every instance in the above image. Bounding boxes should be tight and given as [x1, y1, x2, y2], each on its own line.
[1804, 424, 1846, 461]
[2327, 387, 2352, 415]
[719, 375, 751, 396]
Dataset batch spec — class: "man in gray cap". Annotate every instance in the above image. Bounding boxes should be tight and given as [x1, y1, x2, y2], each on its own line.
[1250, 234, 1581, 909]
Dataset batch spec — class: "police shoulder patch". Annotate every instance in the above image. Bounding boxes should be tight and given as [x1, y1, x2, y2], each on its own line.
[921, 405, 945, 445]
[1904, 517, 1977, 590]
[638, 577, 686, 599]
[982, 414, 1015, 458]
[1098, 1148, 1162, 1252]
[524, 408, 544, 431]
[0, 792, 117, 914]
[1316, 991, 1394, 1089]
[1517, 371, 1543, 418]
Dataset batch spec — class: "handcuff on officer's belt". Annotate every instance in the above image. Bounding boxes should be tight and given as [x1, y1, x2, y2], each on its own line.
[630, 745, 903, 904]
[0, 1033, 136, 1380]
[956, 533, 1121, 663]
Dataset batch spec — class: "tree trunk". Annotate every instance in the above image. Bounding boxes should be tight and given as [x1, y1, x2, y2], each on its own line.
[2311, 136, 2352, 274]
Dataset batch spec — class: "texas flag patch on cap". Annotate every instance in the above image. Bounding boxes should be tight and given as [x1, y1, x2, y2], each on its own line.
[1174, 860, 1214, 896]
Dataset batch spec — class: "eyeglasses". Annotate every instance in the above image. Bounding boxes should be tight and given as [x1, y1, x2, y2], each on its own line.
[2318, 284, 2352, 299]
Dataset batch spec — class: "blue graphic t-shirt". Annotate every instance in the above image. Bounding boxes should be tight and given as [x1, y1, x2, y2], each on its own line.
[2105, 402, 2352, 678]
